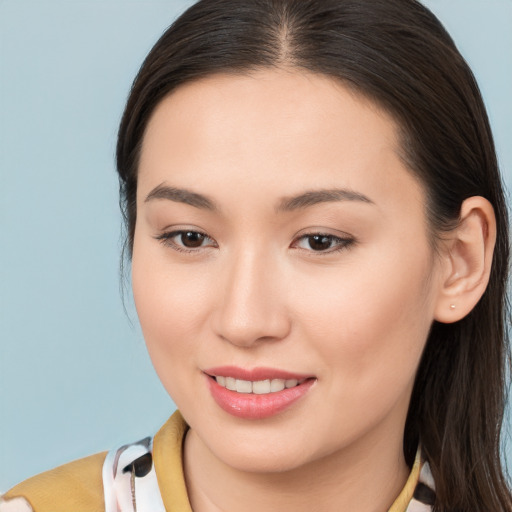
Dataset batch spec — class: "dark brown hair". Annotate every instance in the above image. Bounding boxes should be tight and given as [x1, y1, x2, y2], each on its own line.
[116, 0, 511, 510]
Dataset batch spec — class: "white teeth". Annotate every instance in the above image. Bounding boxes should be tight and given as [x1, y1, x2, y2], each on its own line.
[285, 379, 298, 388]
[225, 376, 236, 391]
[270, 379, 285, 392]
[236, 379, 253, 393]
[214, 376, 303, 394]
[252, 380, 271, 394]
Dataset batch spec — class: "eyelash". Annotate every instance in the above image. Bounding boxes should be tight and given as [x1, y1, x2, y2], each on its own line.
[292, 233, 355, 254]
[155, 230, 355, 255]
[155, 230, 217, 253]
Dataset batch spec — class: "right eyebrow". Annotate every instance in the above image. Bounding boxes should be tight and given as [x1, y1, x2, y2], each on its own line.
[144, 184, 218, 211]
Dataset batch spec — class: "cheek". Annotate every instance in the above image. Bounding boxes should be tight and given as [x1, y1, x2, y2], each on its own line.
[293, 243, 436, 396]
[131, 241, 214, 375]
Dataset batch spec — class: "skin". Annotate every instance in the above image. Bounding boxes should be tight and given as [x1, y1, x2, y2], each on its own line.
[131, 69, 495, 512]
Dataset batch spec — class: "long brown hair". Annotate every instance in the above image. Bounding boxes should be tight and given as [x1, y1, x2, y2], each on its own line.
[116, 1, 511, 509]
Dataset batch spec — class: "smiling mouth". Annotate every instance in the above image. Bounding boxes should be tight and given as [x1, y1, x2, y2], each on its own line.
[205, 372, 317, 419]
[212, 376, 305, 394]
[203, 366, 316, 419]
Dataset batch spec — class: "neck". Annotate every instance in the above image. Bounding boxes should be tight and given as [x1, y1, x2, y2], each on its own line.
[183, 422, 410, 512]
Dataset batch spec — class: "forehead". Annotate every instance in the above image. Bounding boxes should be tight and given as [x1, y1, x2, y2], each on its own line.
[141, 69, 399, 157]
[138, 69, 424, 216]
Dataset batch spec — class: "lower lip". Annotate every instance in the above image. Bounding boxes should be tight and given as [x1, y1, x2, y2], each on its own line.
[206, 376, 316, 420]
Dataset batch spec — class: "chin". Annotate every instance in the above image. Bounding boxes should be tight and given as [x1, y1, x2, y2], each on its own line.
[214, 444, 313, 474]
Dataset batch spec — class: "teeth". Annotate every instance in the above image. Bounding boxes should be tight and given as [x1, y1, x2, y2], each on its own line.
[285, 379, 298, 388]
[270, 379, 285, 392]
[215, 376, 303, 394]
[236, 379, 253, 393]
[225, 377, 236, 391]
[253, 380, 271, 394]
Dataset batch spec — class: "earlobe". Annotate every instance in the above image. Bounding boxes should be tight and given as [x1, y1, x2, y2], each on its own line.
[434, 196, 496, 324]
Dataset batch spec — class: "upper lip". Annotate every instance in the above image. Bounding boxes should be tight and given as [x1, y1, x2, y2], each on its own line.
[203, 366, 314, 381]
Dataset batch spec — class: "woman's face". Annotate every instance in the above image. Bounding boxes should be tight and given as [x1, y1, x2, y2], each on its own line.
[132, 69, 443, 473]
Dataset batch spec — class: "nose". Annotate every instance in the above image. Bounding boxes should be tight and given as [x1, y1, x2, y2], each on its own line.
[211, 247, 291, 348]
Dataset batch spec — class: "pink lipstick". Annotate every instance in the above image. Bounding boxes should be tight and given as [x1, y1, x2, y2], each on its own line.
[204, 366, 316, 420]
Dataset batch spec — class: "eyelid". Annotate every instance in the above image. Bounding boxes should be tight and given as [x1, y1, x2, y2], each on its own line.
[291, 229, 356, 254]
[155, 227, 218, 253]
[153, 226, 355, 255]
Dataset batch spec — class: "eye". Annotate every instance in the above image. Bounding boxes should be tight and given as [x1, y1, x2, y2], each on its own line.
[293, 233, 354, 253]
[156, 230, 217, 252]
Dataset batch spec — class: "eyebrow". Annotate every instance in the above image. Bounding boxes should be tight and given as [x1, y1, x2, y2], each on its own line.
[144, 184, 374, 213]
[276, 188, 374, 212]
[145, 184, 218, 211]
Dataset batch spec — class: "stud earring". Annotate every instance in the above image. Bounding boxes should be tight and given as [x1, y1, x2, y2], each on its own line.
[450, 304, 456, 310]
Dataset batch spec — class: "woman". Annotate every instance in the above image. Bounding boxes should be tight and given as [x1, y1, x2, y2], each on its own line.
[2, 0, 510, 511]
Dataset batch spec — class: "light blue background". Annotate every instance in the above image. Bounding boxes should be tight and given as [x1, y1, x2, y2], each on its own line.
[1, 0, 511, 492]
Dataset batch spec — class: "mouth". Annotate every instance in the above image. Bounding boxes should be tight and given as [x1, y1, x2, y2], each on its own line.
[203, 366, 316, 419]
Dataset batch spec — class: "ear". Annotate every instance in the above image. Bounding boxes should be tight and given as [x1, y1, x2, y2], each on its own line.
[434, 196, 496, 323]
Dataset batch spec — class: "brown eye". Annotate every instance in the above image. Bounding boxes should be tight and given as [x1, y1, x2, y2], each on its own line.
[180, 231, 206, 248]
[307, 235, 334, 251]
[293, 232, 354, 254]
[156, 229, 216, 252]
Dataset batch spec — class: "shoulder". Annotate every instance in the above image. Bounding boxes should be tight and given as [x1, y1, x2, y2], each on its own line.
[0, 411, 187, 512]
[0, 451, 107, 512]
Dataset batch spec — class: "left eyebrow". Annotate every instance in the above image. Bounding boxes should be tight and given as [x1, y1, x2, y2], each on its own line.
[276, 188, 374, 212]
